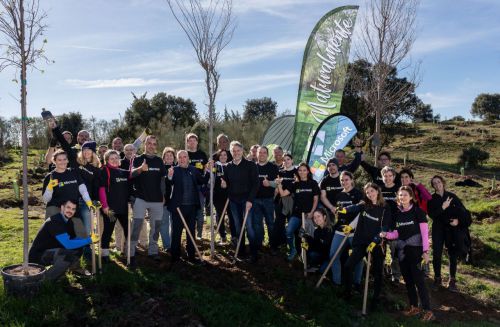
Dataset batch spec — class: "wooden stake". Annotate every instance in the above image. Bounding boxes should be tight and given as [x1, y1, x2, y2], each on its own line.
[234, 208, 250, 260]
[176, 207, 203, 261]
[362, 251, 372, 315]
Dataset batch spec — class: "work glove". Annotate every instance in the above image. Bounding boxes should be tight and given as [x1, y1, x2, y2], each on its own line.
[366, 242, 377, 253]
[298, 227, 306, 238]
[341, 225, 353, 235]
[90, 233, 100, 244]
[372, 235, 381, 244]
[86, 200, 96, 211]
[107, 209, 117, 222]
[301, 241, 309, 251]
[337, 207, 347, 214]
[47, 178, 58, 191]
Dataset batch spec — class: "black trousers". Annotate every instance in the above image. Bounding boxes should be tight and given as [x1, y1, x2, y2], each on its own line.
[171, 205, 197, 260]
[214, 196, 233, 239]
[101, 212, 129, 250]
[400, 246, 431, 310]
[432, 222, 457, 279]
[270, 201, 287, 249]
[345, 244, 385, 299]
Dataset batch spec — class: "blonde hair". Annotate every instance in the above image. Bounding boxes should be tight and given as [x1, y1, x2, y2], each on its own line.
[77, 149, 101, 168]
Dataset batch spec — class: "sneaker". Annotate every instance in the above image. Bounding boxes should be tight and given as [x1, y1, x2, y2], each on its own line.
[71, 267, 92, 277]
[186, 257, 204, 266]
[447, 278, 459, 293]
[287, 248, 297, 262]
[306, 267, 319, 273]
[403, 305, 422, 317]
[102, 256, 110, 264]
[431, 276, 442, 290]
[421, 310, 435, 322]
[353, 283, 363, 294]
[218, 237, 227, 245]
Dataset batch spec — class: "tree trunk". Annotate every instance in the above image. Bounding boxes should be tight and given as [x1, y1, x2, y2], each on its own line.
[20, 0, 30, 271]
[209, 99, 215, 258]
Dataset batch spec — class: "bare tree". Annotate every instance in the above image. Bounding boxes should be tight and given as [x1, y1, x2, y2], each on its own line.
[355, 0, 420, 159]
[166, 0, 235, 257]
[0, 0, 49, 271]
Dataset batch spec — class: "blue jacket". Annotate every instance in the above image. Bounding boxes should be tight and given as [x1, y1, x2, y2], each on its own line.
[167, 165, 209, 212]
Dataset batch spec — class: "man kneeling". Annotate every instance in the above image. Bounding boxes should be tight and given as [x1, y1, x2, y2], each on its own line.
[29, 199, 98, 280]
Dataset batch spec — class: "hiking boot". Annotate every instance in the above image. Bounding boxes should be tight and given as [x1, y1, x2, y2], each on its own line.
[447, 278, 459, 293]
[102, 256, 110, 264]
[149, 254, 161, 262]
[403, 305, 422, 317]
[421, 310, 435, 322]
[353, 283, 363, 294]
[71, 267, 91, 277]
[431, 276, 442, 290]
[218, 236, 227, 245]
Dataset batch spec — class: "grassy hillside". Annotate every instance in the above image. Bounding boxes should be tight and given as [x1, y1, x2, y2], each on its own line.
[0, 121, 499, 326]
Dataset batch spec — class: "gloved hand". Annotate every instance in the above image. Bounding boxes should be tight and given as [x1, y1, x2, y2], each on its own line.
[107, 209, 117, 222]
[90, 233, 100, 244]
[86, 200, 96, 211]
[301, 241, 309, 251]
[47, 178, 58, 191]
[145, 127, 152, 135]
[372, 235, 381, 244]
[337, 207, 347, 214]
[298, 227, 306, 238]
[341, 225, 353, 235]
[366, 242, 376, 253]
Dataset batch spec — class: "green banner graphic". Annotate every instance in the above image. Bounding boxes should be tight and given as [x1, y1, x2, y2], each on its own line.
[291, 6, 359, 162]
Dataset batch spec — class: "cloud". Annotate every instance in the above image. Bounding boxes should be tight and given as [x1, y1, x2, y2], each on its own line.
[418, 92, 466, 109]
[65, 78, 203, 89]
[60, 45, 131, 52]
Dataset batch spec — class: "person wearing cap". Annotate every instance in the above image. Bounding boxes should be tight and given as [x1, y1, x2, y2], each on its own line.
[76, 141, 101, 244]
[320, 158, 343, 217]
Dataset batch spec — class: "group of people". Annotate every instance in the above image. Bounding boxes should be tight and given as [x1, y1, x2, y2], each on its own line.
[28, 121, 473, 321]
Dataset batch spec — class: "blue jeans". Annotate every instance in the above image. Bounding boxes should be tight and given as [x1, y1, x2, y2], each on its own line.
[160, 206, 172, 250]
[308, 251, 329, 273]
[329, 233, 363, 285]
[78, 198, 91, 235]
[252, 197, 275, 248]
[285, 216, 302, 255]
[229, 199, 254, 254]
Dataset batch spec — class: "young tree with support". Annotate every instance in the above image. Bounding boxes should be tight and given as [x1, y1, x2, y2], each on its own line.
[166, 0, 236, 258]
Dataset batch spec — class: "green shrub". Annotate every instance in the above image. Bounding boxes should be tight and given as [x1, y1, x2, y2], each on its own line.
[458, 146, 490, 168]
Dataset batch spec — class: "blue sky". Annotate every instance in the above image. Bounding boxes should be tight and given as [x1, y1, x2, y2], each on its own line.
[0, 0, 499, 121]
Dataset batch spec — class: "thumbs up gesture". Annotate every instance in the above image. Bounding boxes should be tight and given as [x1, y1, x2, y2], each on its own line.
[262, 177, 270, 187]
[168, 166, 174, 178]
[221, 178, 227, 189]
[140, 159, 148, 172]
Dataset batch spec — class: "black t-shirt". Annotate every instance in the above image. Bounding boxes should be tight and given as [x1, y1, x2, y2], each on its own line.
[320, 174, 342, 206]
[285, 179, 320, 217]
[256, 162, 279, 198]
[352, 203, 392, 247]
[334, 188, 363, 230]
[42, 169, 84, 207]
[164, 164, 174, 205]
[78, 163, 100, 200]
[29, 214, 76, 263]
[381, 183, 400, 215]
[278, 167, 297, 193]
[100, 165, 130, 214]
[213, 163, 228, 202]
[188, 149, 208, 174]
[393, 205, 427, 241]
[132, 154, 167, 202]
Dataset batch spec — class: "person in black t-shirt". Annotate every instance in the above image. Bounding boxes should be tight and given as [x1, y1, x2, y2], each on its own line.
[98, 150, 131, 262]
[428, 175, 470, 292]
[381, 186, 434, 321]
[212, 149, 234, 243]
[129, 135, 166, 266]
[342, 183, 392, 307]
[186, 133, 208, 239]
[159, 147, 176, 251]
[320, 158, 342, 216]
[380, 165, 402, 283]
[29, 199, 98, 280]
[302, 208, 333, 272]
[277, 163, 320, 261]
[272, 146, 284, 168]
[327, 170, 364, 286]
[42, 150, 94, 223]
[361, 151, 400, 187]
[251, 146, 279, 262]
[271, 153, 296, 252]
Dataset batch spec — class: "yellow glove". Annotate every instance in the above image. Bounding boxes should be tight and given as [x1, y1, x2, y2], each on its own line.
[341, 225, 353, 235]
[86, 200, 96, 211]
[47, 178, 58, 190]
[337, 207, 347, 214]
[90, 233, 99, 244]
[367, 242, 376, 253]
[301, 241, 309, 251]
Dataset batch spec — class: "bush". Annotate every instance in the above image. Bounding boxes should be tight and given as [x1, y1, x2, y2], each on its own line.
[458, 146, 490, 168]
